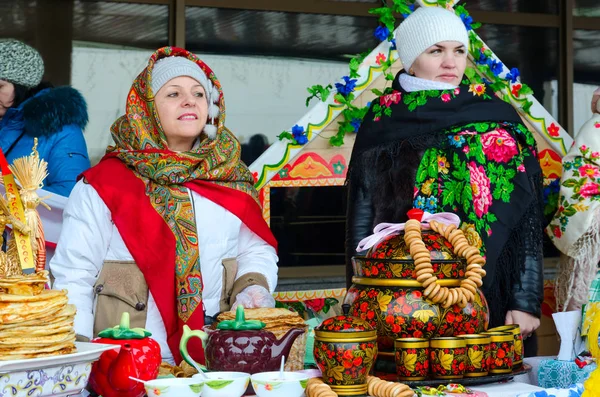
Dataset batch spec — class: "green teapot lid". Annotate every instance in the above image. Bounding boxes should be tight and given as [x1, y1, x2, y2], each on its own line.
[216, 305, 266, 331]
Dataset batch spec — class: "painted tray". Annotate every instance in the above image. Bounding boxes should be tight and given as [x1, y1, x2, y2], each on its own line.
[0, 342, 119, 397]
[375, 363, 532, 388]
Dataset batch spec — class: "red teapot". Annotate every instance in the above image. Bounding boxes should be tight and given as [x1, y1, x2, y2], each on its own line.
[89, 312, 161, 397]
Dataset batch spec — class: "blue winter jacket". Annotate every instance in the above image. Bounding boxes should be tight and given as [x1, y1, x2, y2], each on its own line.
[0, 86, 90, 197]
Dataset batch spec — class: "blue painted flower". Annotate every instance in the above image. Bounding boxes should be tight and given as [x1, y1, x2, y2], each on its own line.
[295, 135, 308, 145]
[350, 118, 362, 132]
[414, 196, 426, 209]
[374, 26, 389, 42]
[335, 76, 357, 97]
[487, 59, 504, 76]
[401, 4, 415, 18]
[460, 13, 474, 30]
[425, 196, 438, 212]
[292, 124, 308, 145]
[476, 52, 487, 65]
[390, 38, 397, 50]
[505, 67, 520, 83]
[448, 135, 465, 147]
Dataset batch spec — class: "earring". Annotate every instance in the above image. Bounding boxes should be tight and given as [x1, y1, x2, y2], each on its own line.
[409, 67, 415, 75]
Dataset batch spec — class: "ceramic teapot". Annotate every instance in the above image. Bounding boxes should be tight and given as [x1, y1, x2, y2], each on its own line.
[180, 306, 305, 374]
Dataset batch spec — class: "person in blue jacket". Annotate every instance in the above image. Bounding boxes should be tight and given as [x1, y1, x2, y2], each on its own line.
[0, 39, 90, 196]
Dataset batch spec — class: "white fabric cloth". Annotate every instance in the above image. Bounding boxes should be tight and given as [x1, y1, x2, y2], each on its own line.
[398, 73, 457, 93]
[395, 6, 469, 71]
[474, 382, 545, 397]
[547, 113, 600, 310]
[50, 180, 278, 363]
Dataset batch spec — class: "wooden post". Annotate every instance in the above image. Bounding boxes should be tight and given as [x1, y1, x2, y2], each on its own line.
[558, 0, 574, 136]
[33, 0, 74, 86]
[169, 0, 186, 48]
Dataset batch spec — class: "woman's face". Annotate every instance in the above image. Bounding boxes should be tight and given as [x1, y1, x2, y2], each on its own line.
[411, 41, 467, 86]
[155, 76, 208, 151]
[0, 80, 15, 120]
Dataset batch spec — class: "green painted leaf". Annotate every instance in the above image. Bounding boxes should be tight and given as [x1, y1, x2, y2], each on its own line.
[300, 379, 308, 389]
[206, 380, 234, 390]
[189, 384, 203, 393]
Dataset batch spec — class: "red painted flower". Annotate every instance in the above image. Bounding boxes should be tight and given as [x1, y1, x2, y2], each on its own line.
[360, 302, 368, 313]
[306, 298, 325, 313]
[511, 83, 522, 97]
[441, 93, 451, 102]
[376, 53, 386, 65]
[548, 123, 560, 137]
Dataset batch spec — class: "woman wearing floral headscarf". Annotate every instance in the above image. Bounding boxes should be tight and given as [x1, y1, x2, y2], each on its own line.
[50, 47, 278, 364]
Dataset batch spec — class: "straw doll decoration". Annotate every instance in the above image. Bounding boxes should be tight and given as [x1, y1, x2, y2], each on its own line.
[2, 140, 50, 275]
[0, 195, 30, 277]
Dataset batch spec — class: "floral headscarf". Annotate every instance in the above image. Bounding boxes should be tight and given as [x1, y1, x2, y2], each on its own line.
[105, 46, 257, 324]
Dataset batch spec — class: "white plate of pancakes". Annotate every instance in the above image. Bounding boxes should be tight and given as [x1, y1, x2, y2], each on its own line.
[0, 341, 118, 373]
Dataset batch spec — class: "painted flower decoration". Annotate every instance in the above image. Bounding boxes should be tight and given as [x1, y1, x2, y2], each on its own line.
[401, 3, 415, 18]
[547, 123, 560, 137]
[595, 121, 600, 129]
[505, 67, 520, 83]
[335, 76, 357, 97]
[460, 13, 474, 30]
[333, 160, 346, 175]
[292, 124, 308, 145]
[469, 83, 486, 97]
[441, 93, 452, 103]
[511, 84, 522, 97]
[350, 118, 362, 132]
[373, 26, 389, 42]
[487, 59, 504, 76]
[375, 53, 386, 65]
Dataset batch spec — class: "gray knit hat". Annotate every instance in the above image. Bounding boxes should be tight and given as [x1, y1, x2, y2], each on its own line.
[396, 7, 469, 71]
[151, 56, 220, 138]
[0, 39, 44, 88]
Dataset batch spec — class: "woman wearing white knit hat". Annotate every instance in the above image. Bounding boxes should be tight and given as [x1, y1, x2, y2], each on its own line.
[347, 6, 545, 355]
[50, 47, 279, 367]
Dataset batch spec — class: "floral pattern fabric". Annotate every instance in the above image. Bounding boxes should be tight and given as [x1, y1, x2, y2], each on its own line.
[547, 115, 600, 253]
[412, 121, 537, 253]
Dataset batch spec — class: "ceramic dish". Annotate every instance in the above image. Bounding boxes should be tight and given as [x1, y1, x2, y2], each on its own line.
[0, 342, 118, 397]
[193, 371, 250, 397]
[251, 371, 309, 397]
[144, 377, 203, 397]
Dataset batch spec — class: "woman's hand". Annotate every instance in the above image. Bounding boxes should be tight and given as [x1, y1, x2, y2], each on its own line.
[231, 285, 275, 310]
[505, 310, 540, 338]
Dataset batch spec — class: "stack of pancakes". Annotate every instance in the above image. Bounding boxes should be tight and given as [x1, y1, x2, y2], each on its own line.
[216, 307, 308, 371]
[0, 270, 76, 360]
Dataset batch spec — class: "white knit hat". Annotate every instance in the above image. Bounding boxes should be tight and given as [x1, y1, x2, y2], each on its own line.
[395, 7, 469, 71]
[151, 56, 220, 138]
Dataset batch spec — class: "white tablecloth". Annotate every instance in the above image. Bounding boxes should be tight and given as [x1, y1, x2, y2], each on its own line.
[473, 382, 545, 397]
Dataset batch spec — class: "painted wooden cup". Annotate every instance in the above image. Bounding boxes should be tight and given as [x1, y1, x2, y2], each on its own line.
[483, 331, 514, 374]
[429, 337, 466, 379]
[489, 324, 523, 369]
[395, 338, 429, 381]
[460, 334, 491, 377]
